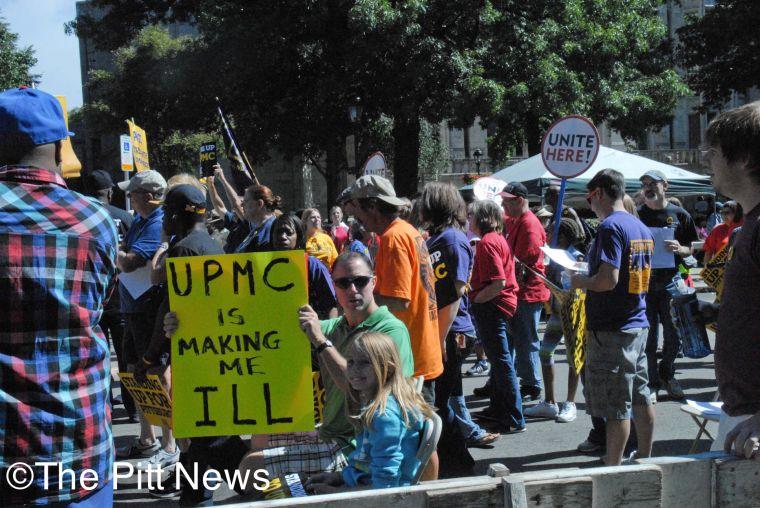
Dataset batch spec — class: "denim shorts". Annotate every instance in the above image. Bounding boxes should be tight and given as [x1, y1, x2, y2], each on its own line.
[583, 327, 651, 420]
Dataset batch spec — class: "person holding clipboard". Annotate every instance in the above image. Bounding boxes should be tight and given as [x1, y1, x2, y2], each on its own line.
[636, 169, 698, 401]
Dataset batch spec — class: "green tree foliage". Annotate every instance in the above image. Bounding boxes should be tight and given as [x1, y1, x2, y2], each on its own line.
[0, 16, 38, 90]
[483, 0, 688, 158]
[70, 0, 686, 195]
[80, 26, 218, 175]
[677, 0, 760, 109]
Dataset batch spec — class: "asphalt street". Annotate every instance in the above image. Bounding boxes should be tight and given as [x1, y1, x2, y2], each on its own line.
[111, 309, 719, 506]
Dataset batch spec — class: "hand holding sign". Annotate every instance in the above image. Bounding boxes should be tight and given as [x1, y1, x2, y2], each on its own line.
[541, 115, 600, 247]
[472, 176, 507, 204]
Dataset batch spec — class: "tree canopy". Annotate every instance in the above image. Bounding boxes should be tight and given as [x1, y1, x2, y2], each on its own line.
[70, 0, 687, 196]
[0, 16, 38, 90]
[677, 0, 760, 109]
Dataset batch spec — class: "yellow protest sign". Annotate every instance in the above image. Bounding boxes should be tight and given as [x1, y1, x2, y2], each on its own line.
[54, 96, 82, 179]
[313, 371, 325, 425]
[167, 250, 313, 438]
[127, 119, 150, 172]
[701, 244, 730, 297]
[559, 289, 587, 376]
[119, 373, 172, 427]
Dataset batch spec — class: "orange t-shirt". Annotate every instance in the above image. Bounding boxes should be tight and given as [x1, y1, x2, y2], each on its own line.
[374, 219, 442, 380]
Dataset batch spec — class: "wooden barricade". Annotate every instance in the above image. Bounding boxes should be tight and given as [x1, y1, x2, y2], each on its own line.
[226, 451, 760, 507]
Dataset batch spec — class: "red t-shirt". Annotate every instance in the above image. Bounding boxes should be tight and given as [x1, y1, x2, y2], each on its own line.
[331, 224, 349, 252]
[505, 211, 550, 303]
[470, 231, 519, 317]
[704, 221, 742, 256]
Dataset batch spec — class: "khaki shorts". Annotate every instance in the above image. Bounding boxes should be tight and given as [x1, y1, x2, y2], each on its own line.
[583, 328, 651, 420]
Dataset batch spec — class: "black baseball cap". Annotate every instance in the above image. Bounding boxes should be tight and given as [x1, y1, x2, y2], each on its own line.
[86, 170, 114, 191]
[163, 184, 207, 214]
[500, 182, 528, 199]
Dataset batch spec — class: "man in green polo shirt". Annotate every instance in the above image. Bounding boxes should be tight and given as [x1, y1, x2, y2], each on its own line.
[238, 251, 414, 481]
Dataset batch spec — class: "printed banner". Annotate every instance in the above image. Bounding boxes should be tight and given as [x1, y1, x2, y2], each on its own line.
[559, 289, 587, 376]
[127, 120, 150, 172]
[119, 373, 172, 427]
[167, 251, 313, 438]
[701, 243, 729, 297]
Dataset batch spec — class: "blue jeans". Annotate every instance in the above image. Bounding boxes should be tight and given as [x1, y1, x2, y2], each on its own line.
[510, 300, 544, 392]
[471, 302, 524, 429]
[645, 289, 680, 388]
[450, 395, 486, 440]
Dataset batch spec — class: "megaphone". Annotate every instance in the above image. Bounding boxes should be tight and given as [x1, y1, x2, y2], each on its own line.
[55, 96, 82, 179]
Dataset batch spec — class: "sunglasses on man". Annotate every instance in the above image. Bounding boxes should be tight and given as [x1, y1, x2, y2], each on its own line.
[332, 276, 373, 290]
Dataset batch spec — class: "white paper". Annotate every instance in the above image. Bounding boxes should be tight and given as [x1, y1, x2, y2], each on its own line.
[649, 227, 676, 269]
[119, 264, 154, 299]
[686, 399, 723, 416]
[540, 245, 588, 273]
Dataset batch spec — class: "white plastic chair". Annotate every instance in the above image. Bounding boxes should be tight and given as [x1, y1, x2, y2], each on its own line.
[412, 411, 442, 485]
[680, 392, 722, 454]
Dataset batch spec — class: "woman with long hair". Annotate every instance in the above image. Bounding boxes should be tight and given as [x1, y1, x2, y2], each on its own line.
[306, 332, 433, 492]
[302, 208, 339, 267]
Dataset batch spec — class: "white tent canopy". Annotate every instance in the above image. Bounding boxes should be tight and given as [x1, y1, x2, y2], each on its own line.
[464, 146, 713, 197]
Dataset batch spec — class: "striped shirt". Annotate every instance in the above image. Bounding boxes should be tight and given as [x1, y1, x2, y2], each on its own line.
[0, 166, 117, 504]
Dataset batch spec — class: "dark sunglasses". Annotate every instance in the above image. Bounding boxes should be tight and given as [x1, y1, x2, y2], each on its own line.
[333, 276, 373, 290]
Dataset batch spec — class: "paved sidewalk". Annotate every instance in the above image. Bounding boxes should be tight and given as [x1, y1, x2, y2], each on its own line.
[112, 314, 719, 505]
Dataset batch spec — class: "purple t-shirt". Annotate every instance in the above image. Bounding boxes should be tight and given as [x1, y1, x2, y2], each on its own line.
[426, 228, 475, 334]
[585, 211, 654, 331]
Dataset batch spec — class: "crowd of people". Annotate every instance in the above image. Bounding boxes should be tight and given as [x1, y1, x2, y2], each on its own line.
[3, 86, 760, 507]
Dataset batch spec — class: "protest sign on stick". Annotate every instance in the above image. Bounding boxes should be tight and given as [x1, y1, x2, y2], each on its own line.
[167, 250, 314, 438]
[541, 115, 600, 246]
[119, 373, 172, 427]
[472, 176, 507, 205]
[127, 119, 150, 172]
[199, 142, 218, 178]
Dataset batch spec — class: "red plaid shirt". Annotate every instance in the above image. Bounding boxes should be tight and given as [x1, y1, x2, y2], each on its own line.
[0, 166, 117, 504]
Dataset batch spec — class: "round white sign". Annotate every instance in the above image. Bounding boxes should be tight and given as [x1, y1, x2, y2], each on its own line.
[472, 177, 507, 205]
[540, 115, 600, 179]
[362, 151, 387, 178]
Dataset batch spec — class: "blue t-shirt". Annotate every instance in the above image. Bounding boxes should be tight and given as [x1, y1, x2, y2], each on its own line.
[119, 206, 164, 313]
[585, 211, 654, 331]
[307, 255, 337, 319]
[235, 215, 275, 253]
[426, 228, 475, 334]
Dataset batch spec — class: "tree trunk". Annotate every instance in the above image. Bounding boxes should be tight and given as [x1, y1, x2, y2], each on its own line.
[324, 136, 347, 207]
[392, 115, 421, 198]
[525, 113, 542, 156]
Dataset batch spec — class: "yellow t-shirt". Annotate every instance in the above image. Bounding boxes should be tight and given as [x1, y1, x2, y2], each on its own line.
[306, 231, 338, 268]
[374, 219, 442, 380]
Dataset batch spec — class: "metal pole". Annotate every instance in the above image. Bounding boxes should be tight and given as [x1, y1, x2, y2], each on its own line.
[354, 131, 360, 175]
[550, 178, 567, 247]
[124, 171, 131, 212]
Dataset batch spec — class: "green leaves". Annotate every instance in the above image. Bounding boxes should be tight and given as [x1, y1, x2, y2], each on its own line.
[0, 17, 38, 90]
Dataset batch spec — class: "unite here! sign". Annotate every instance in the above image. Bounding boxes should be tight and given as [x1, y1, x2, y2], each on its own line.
[541, 115, 600, 179]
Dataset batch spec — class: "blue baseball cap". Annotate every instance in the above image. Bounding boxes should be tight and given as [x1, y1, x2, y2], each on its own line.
[0, 87, 74, 146]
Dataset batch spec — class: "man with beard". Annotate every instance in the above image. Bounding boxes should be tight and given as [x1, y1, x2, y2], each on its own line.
[637, 169, 698, 401]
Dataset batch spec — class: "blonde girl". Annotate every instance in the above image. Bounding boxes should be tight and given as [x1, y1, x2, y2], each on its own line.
[306, 332, 433, 493]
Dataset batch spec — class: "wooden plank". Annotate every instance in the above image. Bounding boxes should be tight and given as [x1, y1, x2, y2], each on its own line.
[523, 476, 593, 507]
[503, 476, 528, 508]
[638, 456, 712, 508]
[714, 455, 760, 507]
[590, 466, 662, 508]
[425, 483, 502, 508]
